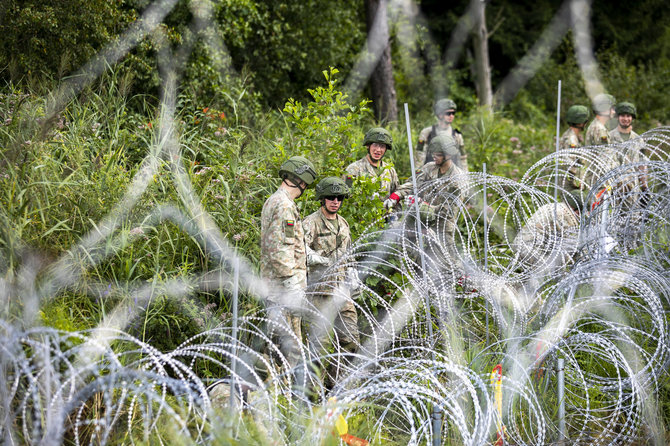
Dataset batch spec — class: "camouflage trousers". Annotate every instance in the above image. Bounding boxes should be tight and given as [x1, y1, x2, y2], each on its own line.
[266, 304, 303, 376]
[306, 290, 360, 388]
[307, 292, 360, 351]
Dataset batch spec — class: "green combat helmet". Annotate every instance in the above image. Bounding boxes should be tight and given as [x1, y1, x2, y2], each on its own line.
[434, 98, 457, 116]
[615, 102, 637, 118]
[363, 127, 393, 150]
[315, 176, 350, 201]
[428, 134, 459, 158]
[566, 105, 589, 125]
[279, 156, 317, 186]
[592, 93, 616, 115]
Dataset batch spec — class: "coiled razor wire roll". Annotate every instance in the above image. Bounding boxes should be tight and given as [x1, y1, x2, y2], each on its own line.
[2, 129, 670, 445]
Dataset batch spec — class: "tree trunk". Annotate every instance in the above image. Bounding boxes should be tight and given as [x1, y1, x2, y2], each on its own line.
[472, 0, 493, 108]
[365, 0, 398, 123]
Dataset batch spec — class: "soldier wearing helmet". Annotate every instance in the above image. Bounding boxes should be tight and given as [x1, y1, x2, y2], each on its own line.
[511, 189, 581, 270]
[558, 105, 589, 190]
[416, 98, 467, 170]
[260, 155, 317, 370]
[387, 134, 466, 273]
[559, 105, 589, 150]
[387, 134, 466, 232]
[609, 102, 639, 143]
[388, 134, 465, 209]
[303, 177, 359, 368]
[609, 102, 648, 195]
[345, 127, 399, 197]
[585, 93, 616, 146]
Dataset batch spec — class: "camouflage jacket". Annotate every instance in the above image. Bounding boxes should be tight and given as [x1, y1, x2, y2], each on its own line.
[608, 128, 640, 145]
[512, 202, 579, 267]
[558, 127, 584, 189]
[585, 118, 610, 146]
[395, 162, 466, 230]
[260, 188, 306, 289]
[303, 209, 351, 285]
[559, 127, 583, 150]
[345, 156, 399, 196]
[416, 124, 467, 169]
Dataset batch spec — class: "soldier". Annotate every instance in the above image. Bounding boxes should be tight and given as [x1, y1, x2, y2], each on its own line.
[585, 93, 616, 146]
[386, 134, 465, 207]
[345, 127, 399, 199]
[416, 98, 467, 170]
[512, 189, 583, 270]
[609, 102, 640, 143]
[385, 134, 466, 266]
[303, 177, 359, 370]
[559, 105, 589, 150]
[609, 101, 648, 198]
[559, 105, 589, 190]
[260, 155, 317, 372]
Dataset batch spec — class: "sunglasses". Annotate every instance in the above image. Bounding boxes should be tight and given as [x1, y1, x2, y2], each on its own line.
[443, 111, 456, 116]
[324, 195, 345, 202]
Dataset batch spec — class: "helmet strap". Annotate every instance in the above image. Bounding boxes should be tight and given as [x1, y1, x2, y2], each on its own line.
[283, 176, 306, 196]
[366, 146, 383, 166]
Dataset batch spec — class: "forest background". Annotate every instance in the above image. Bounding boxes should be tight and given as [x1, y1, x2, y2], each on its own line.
[1, 0, 670, 352]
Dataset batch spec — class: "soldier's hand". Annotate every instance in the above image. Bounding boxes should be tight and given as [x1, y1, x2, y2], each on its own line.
[346, 267, 361, 291]
[307, 252, 331, 266]
[405, 195, 420, 207]
[282, 275, 303, 291]
[384, 192, 400, 210]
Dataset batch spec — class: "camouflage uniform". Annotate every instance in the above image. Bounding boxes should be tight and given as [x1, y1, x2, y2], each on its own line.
[395, 162, 465, 228]
[512, 203, 579, 269]
[558, 127, 583, 150]
[303, 210, 359, 349]
[609, 128, 640, 145]
[585, 119, 610, 146]
[416, 125, 467, 170]
[395, 162, 466, 267]
[558, 127, 584, 190]
[609, 128, 647, 203]
[260, 187, 306, 365]
[345, 157, 399, 196]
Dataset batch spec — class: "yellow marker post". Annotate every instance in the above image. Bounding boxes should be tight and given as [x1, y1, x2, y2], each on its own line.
[326, 397, 369, 446]
[490, 364, 505, 446]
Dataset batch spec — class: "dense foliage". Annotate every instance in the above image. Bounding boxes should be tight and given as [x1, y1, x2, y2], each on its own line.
[2, 2, 670, 440]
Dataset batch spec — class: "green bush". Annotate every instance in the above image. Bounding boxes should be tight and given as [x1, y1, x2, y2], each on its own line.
[0, 0, 133, 82]
[463, 108, 554, 181]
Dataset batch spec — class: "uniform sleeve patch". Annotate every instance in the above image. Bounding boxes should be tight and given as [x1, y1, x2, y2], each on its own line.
[284, 220, 295, 239]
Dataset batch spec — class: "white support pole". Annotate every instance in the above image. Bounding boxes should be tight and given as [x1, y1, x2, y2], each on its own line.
[554, 80, 562, 223]
[483, 163, 489, 346]
[229, 257, 240, 419]
[403, 103, 441, 446]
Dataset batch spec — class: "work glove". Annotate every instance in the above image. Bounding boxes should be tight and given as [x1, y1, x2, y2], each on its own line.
[384, 192, 401, 210]
[346, 267, 361, 292]
[282, 275, 303, 291]
[406, 195, 437, 224]
[307, 252, 331, 266]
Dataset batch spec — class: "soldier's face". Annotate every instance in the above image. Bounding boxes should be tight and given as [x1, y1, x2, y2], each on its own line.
[440, 110, 456, 124]
[368, 143, 387, 161]
[324, 195, 343, 214]
[618, 113, 633, 129]
[432, 152, 445, 166]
